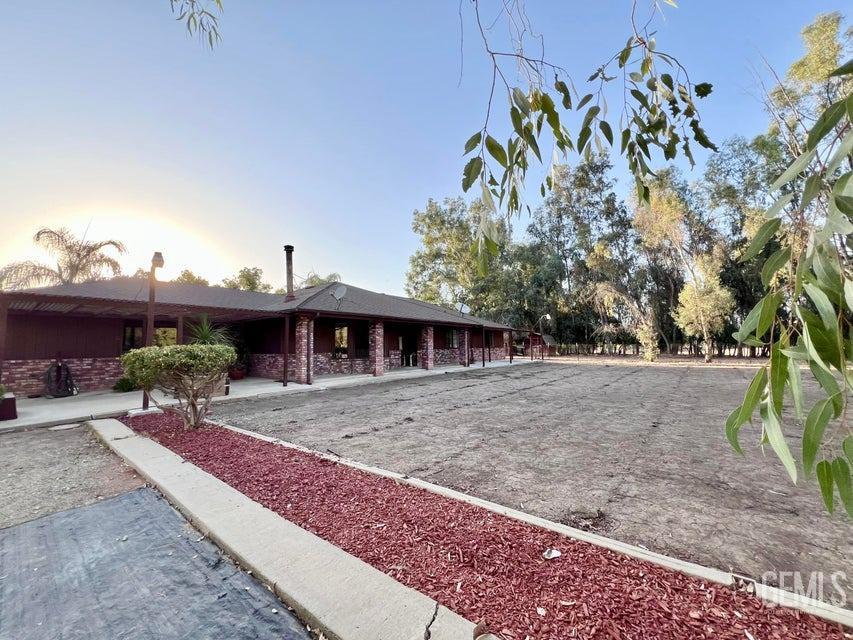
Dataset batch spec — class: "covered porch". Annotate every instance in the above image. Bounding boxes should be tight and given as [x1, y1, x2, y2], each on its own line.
[260, 315, 513, 384]
[0, 288, 281, 398]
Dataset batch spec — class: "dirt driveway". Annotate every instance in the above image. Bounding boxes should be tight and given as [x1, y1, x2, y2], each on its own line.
[213, 361, 852, 601]
[0, 425, 142, 529]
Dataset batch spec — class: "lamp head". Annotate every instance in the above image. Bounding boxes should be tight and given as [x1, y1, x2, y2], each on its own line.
[544, 313, 552, 321]
[151, 252, 165, 270]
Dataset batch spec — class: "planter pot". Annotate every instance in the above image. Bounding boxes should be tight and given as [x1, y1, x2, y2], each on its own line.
[228, 367, 246, 380]
[0, 393, 18, 421]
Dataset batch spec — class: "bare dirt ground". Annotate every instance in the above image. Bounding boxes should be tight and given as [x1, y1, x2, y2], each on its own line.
[213, 361, 852, 602]
[0, 425, 142, 529]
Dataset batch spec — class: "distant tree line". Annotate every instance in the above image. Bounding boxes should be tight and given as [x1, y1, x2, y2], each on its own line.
[406, 154, 760, 362]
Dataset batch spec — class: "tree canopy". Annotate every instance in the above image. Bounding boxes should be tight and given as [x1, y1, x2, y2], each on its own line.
[221, 266, 274, 292]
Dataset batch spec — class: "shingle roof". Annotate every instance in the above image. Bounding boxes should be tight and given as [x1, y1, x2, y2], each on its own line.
[4, 277, 513, 329]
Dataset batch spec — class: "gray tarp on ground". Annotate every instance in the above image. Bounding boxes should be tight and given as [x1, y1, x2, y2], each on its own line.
[0, 488, 312, 640]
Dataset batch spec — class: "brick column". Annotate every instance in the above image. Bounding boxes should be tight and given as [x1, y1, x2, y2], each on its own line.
[459, 329, 470, 366]
[419, 325, 434, 370]
[295, 314, 314, 385]
[369, 320, 384, 376]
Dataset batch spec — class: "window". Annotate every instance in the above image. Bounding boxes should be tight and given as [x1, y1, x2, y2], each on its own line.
[333, 324, 348, 359]
[154, 327, 177, 347]
[446, 329, 459, 348]
[122, 324, 143, 352]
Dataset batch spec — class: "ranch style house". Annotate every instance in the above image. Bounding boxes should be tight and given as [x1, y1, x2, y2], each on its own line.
[0, 247, 514, 396]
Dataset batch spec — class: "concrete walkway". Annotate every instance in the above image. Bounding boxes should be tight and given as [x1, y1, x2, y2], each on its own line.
[0, 359, 531, 433]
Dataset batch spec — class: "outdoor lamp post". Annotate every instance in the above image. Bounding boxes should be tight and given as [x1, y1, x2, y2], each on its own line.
[538, 313, 551, 360]
[142, 251, 164, 410]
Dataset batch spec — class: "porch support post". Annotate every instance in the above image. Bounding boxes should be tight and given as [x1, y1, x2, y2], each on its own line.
[295, 314, 313, 385]
[481, 326, 486, 367]
[504, 330, 512, 362]
[176, 315, 184, 345]
[459, 329, 470, 367]
[369, 320, 384, 376]
[282, 314, 290, 386]
[530, 332, 534, 361]
[0, 299, 7, 385]
[419, 325, 434, 370]
[307, 316, 314, 384]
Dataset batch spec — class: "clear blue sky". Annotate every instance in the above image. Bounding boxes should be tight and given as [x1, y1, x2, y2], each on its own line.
[0, 1, 843, 294]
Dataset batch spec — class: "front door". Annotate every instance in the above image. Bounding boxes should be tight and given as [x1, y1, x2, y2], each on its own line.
[400, 330, 419, 367]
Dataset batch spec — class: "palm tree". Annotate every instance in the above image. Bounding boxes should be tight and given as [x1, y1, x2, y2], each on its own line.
[0, 227, 126, 290]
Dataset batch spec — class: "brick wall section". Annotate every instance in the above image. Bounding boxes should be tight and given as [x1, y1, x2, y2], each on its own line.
[384, 350, 403, 370]
[248, 353, 300, 381]
[419, 325, 434, 370]
[313, 354, 371, 375]
[434, 347, 461, 366]
[469, 341, 508, 363]
[294, 315, 313, 384]
[369, 320, 384, 376]
[3, 357, 124, 396]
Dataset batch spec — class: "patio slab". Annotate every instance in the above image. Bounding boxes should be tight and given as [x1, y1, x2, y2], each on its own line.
[0, 359, 530, 433]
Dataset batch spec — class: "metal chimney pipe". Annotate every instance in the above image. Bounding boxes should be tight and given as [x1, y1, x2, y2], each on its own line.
[284, 245, 295, 300]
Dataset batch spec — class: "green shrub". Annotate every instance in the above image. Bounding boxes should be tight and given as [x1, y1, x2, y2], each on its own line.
[112, 376, 139, 392]
[121, 344, 236, 429]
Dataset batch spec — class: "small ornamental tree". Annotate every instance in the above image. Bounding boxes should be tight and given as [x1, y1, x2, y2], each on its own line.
[673, 253, 736, 361]
[121, 344, 236, 430]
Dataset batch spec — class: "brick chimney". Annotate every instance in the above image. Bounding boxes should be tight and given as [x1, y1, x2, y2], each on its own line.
[284, 245, 295, 300]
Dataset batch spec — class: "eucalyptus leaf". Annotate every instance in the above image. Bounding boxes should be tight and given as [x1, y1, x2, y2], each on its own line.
[485, 135, 508, 167]
[725, 367, 767, 453]
[769, 340, 787, 415]
[512, 87, 530, 116]
[843, 436, 853, 464]
[804, 283, 838, 330]
[805, 99, 846, 150]
[464, 131, 482, 155]
[803, 398, 833, 475]
[462, 157, 483, 192]
[760, 402, 797, 483]
[598, 120, 614, 146]
[741, 218, 780, 262]
[765, 192, 794, 219]
[786, 357, 804, 421]
[769, 148, 816, 193]
[826, 129, 853, 174]
[816, 461, 834, 513]
[829, 58, 853, 77]
[831, 458, 853, 517]
[760, 247, 791, 286]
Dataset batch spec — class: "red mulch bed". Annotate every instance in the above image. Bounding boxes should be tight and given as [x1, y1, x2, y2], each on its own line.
[123, 413, 845, 639]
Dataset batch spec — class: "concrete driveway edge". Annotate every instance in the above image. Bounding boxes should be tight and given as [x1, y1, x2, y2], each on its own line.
[87, 418, 476, 640]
